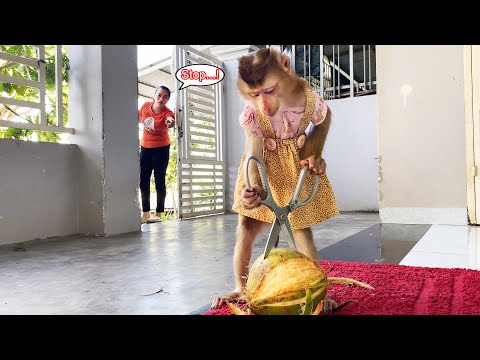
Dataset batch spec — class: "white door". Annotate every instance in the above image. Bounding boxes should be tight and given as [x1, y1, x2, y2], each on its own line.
[465, 45, 480, 224]
[172, 45, 226, 219]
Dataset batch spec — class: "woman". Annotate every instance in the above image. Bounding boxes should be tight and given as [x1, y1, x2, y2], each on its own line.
[138, 85, 175, 223]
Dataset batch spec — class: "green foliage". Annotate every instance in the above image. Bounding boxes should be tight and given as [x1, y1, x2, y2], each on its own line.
[165, 128, 177, 190]
[160, 210, 174, 222]
[0, 45, 69, 142]
[2, 127, 32, 139]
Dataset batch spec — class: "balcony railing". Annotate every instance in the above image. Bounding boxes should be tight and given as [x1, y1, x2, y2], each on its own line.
[0, 45, 73, 135]
[277, 45, 377, 100]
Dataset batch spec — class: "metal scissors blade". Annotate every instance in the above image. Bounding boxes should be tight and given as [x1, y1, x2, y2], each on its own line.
[263, 218, 282, 259]
[244, 155, 320, 259]
[263, 216, 296, 259]
[281, 219, 296, 249]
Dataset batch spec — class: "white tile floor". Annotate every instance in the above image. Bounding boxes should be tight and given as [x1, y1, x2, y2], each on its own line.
[400, 225, 480, 270]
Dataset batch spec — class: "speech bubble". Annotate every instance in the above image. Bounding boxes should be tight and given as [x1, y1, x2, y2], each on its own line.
[175, 64, 225, 90]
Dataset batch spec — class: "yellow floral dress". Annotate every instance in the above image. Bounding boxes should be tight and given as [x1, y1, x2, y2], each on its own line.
[232, 89, 339, 229]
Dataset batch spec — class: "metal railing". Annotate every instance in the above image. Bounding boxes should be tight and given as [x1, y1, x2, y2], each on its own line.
[0, 45, 73, 134]
[278, 45, 377, 100]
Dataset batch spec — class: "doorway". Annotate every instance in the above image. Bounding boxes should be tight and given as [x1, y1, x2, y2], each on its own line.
[137, 45, 177, 221]
[137, 45, 227, 221]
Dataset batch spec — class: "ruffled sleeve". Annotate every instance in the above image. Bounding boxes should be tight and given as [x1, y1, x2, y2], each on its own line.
[239, 105, 263, 137]
[311, 92, 329, 125]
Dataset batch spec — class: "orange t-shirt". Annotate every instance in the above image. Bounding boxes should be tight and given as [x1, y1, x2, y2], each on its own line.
[138, 101, 175, 148]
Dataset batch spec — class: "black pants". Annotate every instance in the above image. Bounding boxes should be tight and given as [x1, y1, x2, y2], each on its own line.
[139, 145, 170, 213]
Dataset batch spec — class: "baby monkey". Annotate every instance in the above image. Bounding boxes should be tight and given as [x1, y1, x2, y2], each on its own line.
[211, 46, 339, 312]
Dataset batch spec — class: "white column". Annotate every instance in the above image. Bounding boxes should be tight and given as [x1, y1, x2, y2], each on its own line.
[68, 45, 140, 236]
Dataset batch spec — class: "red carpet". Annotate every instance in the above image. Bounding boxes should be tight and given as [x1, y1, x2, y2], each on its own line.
[204, 260, 480, 315]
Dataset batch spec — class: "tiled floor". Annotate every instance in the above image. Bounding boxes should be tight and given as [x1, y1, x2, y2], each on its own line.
[317, 221, 480, 271]
[400, 225, 480, 270]
[0, 211, 478, 315]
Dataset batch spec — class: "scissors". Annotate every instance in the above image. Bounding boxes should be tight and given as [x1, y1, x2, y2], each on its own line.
[244, 155, 321, 259]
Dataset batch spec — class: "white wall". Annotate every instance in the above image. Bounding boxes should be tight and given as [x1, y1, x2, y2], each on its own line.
[223, 58, 379, 212]
[0, 140, 78, 245]
[376, 45, 467, 225]
[224, 59, 249, 211]
[326, 95, 379, 211]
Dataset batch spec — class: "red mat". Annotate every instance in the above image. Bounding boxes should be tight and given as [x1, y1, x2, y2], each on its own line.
[204, 260, 480, 315]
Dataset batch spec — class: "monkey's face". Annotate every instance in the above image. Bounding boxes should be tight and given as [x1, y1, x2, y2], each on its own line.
[243, 74, 283, 117]
[237, 48, 296, 117]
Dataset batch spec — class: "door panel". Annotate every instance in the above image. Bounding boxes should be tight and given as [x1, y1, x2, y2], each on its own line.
[173, 46, 226, 219]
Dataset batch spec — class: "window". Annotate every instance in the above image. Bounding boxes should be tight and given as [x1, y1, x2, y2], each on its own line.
[0, 45, 71, 142]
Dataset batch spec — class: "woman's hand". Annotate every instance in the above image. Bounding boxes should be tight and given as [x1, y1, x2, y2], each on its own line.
[165, 118, 175, 128]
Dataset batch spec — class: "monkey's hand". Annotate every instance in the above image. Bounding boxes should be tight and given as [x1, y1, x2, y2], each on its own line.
[300, 155, 326, 176]
[211, 289, 247, 310]
[240, 185, 265, 210]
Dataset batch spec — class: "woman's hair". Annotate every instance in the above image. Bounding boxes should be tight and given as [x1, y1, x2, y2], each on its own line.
[154, 85, 171, 98]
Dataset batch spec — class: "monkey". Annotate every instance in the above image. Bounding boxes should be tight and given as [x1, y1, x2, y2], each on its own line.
[210, 46, 339, 312]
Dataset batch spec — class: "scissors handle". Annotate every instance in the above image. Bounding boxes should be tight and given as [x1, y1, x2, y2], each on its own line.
[244, 155, 278, 211]
[244, 155, 268, 193]
[290, 166, 321, 212]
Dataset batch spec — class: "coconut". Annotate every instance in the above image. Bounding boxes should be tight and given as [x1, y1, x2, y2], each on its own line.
[244, 248, 373, 315]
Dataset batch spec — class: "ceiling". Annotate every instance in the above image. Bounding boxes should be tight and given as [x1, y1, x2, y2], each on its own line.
[137, 57, 175, 100]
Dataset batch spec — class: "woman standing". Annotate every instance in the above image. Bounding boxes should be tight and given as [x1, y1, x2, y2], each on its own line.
[138, 85, 175, 223]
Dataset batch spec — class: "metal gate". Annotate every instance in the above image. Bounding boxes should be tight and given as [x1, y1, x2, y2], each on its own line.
[173, 45, 226, 219]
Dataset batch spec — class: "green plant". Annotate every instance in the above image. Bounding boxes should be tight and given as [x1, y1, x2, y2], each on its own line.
[0, 45, 69, 142]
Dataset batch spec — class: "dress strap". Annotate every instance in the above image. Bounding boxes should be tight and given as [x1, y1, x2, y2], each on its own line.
[297, 89, 316, 135]
[254, 88, 316, 140]
[255, 108, 276, 139]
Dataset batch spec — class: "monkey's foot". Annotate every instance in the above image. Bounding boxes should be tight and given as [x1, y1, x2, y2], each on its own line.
[211, 289, 247, 310]
[322, 295, 339, 313]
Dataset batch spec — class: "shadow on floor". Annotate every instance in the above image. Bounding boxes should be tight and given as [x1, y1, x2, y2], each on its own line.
[319, 223, 431, 264]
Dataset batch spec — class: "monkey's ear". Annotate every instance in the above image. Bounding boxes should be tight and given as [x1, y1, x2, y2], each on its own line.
[280, 54, 291, 72]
